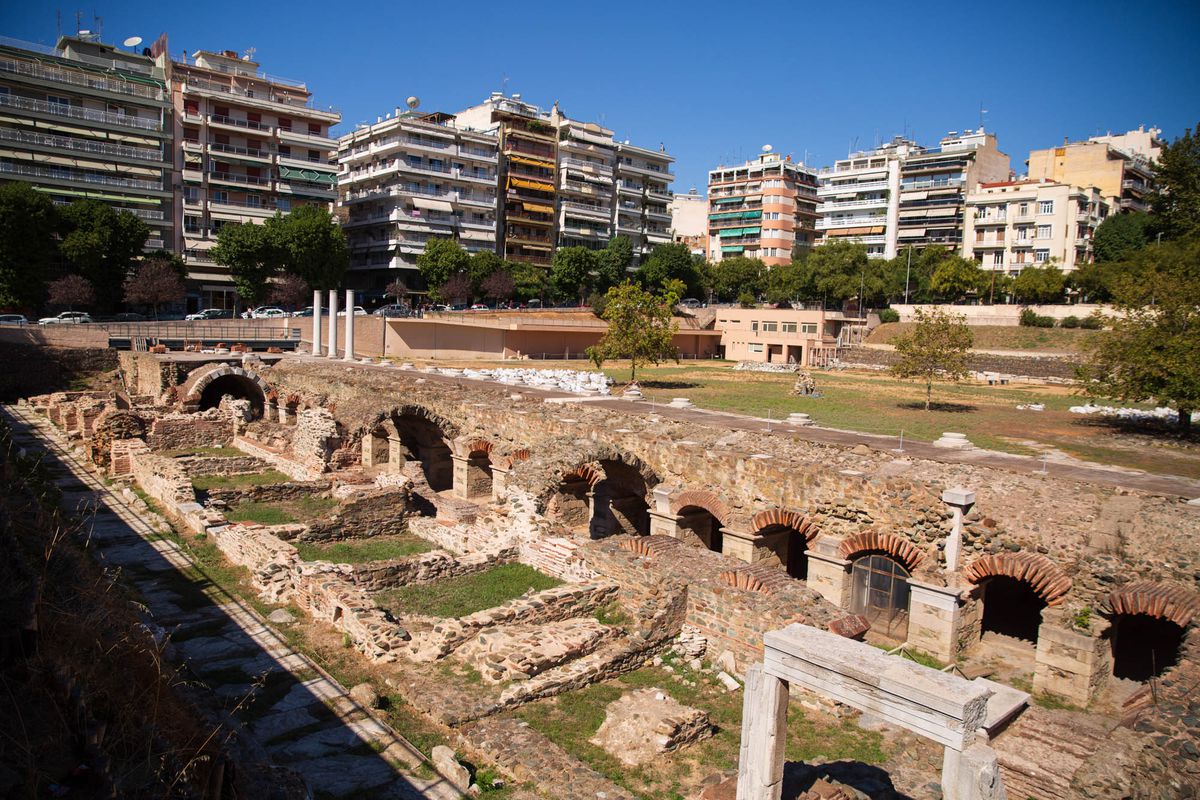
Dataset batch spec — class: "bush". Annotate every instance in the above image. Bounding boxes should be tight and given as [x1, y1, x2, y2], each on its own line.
[878, 308, 900, 323]
[1080, 313, 1105, 330]
[587, 291, 607, 318]
[737, 291, 756, 308]
[1019, 307, 1055, 328]
[1060, 315, 1080, 328]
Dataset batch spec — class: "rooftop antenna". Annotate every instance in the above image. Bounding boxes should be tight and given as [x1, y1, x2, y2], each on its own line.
[93, 12, 102, 38]
[56, 10, 62, 38]
[122, 35, 142, 51]
[242, 46, 256, 61]
[979, 102, 988, 131]
[406, 96, 420, 111]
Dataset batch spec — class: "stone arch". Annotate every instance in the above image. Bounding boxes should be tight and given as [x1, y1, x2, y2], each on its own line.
[670, 490, 733, 527]
[753, 508, 820, 581]
[1102, 582, 1200, 629]
[450, 436, 500, 500]
[1103, 582, 1198, 682]
[963, 552, 1072, 606]
[533, 441, 660, 538]
[838, 531, 925, 572]
[752, 508, 819, 541]
[964, 551, 1070, 646]
[180, 364, 272, 418]
[374, 404, 459, 491]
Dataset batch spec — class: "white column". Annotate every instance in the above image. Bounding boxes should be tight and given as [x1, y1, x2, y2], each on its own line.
[941, 488, 976, 573]
[311, 290, 322, 356]
[327, 289, 339, 358]
[343, 288, 355, 361]
[736, 664, 789, 800]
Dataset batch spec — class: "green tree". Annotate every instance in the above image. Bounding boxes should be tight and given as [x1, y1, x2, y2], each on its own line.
[511, 261, 548, 303]
[890, 307, 974, 410]
[1011, 265, 1067, 304]
[59, 200, 148, 309]
[636, 242, 700, 294]
[929, 257, 986, 302]
[596, 236, 634, 291]
[211, 220, 287, 307]
[709, 255, 765, 302]
[550, 246, 596, 303]
[1149, 122, 1200, 242]
[587, 281, 680, 382]
[1080, 239, 1200, 434]
[0, 182, 60, 310]
[1069, 261, 1124, 303]
[765, 258, 809, 306]
[1093, 211, 1151, 263]
[468, 250, 505, 293]
[804, 240, 870, 304]
[416, 238, 470, 294]
[123, 257, 186, 319]
[279, 205, 348, 290]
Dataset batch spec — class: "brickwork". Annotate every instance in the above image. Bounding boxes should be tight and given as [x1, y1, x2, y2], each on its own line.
[147, 413, 232, 451]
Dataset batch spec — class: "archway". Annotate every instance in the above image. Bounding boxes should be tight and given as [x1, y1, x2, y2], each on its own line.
[197, 373, 265, 418]
[545, 464, 599, 532]
[977, 576, 1046, 643]
[677, 504, 724, 553]
[849, 553, 911, 642]
[391, 410, 454, 491]
[462, 442, 494, 499]
[1110, 614, 1185, 681]
[590, 458, 651, 538]
[753, 510, 819, 581]
[363, 424, 392, 469]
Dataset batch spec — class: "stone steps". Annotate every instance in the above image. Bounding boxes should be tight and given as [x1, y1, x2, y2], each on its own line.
[994, 706, 1115, 800]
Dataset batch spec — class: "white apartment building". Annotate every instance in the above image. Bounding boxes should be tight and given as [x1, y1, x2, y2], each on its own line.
[669, 189, 707, 255]
[816, 137, 921, 259]
[338, 109, 499, 293]
[614, 140, 674, 259]
[556, 117, 616, 251]
[172, 48, 340, 309]
[707, 150, 818, 267]
[963, 179, 1109, 275]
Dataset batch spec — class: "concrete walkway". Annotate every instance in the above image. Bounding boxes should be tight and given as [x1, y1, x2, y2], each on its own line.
[300, 355, 1200, 500]
[4, 403, 461, 800]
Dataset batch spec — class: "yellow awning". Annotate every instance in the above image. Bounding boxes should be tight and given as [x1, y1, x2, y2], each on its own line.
[509, 177, 555, 193]
[509, 154, 554, 168]
[522, 201, 554, 214]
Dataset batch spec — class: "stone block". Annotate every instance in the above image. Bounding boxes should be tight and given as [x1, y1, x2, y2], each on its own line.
[589, 687, 713, 766]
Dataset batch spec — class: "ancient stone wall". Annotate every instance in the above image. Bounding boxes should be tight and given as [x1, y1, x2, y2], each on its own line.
[175, 455, 271, 477]
[303, 486, 413, 542]
[0, 341, 116, 401]
[346, 548, 517, 592]
[147, 413, 232, 451]
[839, 345, 1084, 380]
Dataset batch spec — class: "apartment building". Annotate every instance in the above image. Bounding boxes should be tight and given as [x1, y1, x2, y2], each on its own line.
[707, 150, 818, 267]
[171, 48, 340, 309]
[896, 129, 1010, 253]
[1027, 129, 1157, 214]
[338, 109, 498, 292]
[816, 137, 921, 259]
[614, 140, 674, 259]
[1088, 125, 1163, 162]
[0, 34, 173, 252]
[963, 180, 1109, 275]
[556, 117, 617, 251]
[669, 189, 707, 255]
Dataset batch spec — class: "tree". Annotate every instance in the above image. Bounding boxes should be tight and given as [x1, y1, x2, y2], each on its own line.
[267, 273, 310, 310]
[1080, 239, 1200, 434]
[1011, 265, 1067, 304]
[586, 281, 679, 382]
[511, 261, 548, 303]
[211, 220, 287, 308]
[709, 255, 765, 302]
[890, 307, 973, 410]
[385, 278, 409, 305]
[804, 241, 871, 305]
[1093, 212, 1151, 263]
[597, 236, 634, 291]
[46, 274, 95, 310]
[123, 258, 186, 318]
[438, 272, 472, 305]
[480, 270, 515, 304]
[59, 200, 148, 309]
[416, 238, 470, 293]
[1149, 122, 1200, 242]
[636, 242, 701, 295]
[1069, 261, 1124, 303]
[929, 257, 986, 302]
[468, 251, 505, 294]
[279, 205, 348, 290]
[0, 182, 60, 310]
[765, 258, 809, 306]
[550, 246, 596, 303]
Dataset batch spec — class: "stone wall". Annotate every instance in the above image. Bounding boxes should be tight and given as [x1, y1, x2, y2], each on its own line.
[204, 480, 333, 506]
[175, 455, 271, 477]
[839, 345, 1083, 381]
[346, 548, 517, 592]
[147, 413, 232, 451]
[303, 486, 413, 542]
[0, 340, 116, 401]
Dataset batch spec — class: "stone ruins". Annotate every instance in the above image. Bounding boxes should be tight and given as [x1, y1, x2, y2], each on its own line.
[20, 348, 1200, 799]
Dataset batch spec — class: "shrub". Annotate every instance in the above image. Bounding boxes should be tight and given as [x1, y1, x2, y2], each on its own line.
[1060, 315, 1080, 328]
[737, 291, 756, 308]
[1020, 307, 1055, 327]
[878, 308, 900, 323]
[1034, 315, 1055, 328]
[1080, 313, 1105, 330]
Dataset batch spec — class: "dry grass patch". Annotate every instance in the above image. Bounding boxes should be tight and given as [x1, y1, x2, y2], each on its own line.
[294, 532, 433, 564]
[374, 563, 561, 618]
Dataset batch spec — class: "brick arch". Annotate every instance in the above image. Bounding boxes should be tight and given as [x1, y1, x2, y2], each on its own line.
[1102, 582, 1200, 629]
[618, 534, 684, 559]
[561, 463, 604, 487]
[385, 403, 460, 438]
[670, 490, 733, 526]
[178, 363, 273, 411]
[752, 508, 820, 542]
[963, 551, 1072, 606]
[452, 437, 497, 459]
[839, 531, 925, 572]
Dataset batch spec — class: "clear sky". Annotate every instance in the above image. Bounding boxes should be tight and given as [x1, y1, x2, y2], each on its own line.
[4, 0, 1199, 193]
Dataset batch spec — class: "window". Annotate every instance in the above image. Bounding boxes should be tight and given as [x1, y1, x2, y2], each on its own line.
[782, 322, 797, 333]
[748, 343, 764, 353]
[247, 111, 261, 124]
[277, 197, 291, 211]
[764, 212, 781, 220]
[278, 117, 292, 132]
[1018, 203, 1028, 217]
[1039, 200, 1054, 215]
[801, 323, 818, 334]
[214, 105, 229, 117]
[762, 322, 778, 332]
[47, 94, 71, 108]
[1016, 227, 1030, 242]
[246, 195, 261, 208]
[308, 122, 321, 135]
[992, 252, 1004, 266]
[1037, 225, 1052, 239]
[751, 321, 759, 332]
[1035, 249, 1050, 263]
[184, 98, 199, 115]
[184, 216, 200, 234]
[183, 187, 199, 203]
[212, 190, 228, 203]
[278, 145, 291, 158]
[309, 149, 321, 162]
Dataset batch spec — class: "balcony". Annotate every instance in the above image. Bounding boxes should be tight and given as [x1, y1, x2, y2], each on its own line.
[0, 93, 161, 131]
[130, 207, 166, 221]
[971, 215, 1007, 226]
[562, 179, 601, 196]
[617, 181, 643, 195]
[277, 127, 337, 148]
[456, 193, 496, 208]
[1122, 179, 1150, 195]
[900, 177, 964, 192]
[180, 76, 338, 118]
[0, 57, 165, 102]
[0, 126, 164, 163]
[211, 141, 274, 162]
[646, 208, 671, 222]
[647, 188, 673, 202]
[0, 161, 164, 192]
[560, 157, 613, 175]
[816, 216, 887, 230]
[817, 197, 888, 212]
[208, 171, 271, 188]
[458, 145, 498, 163]
[397, 160, 452, 178]
[209, 197, 278, 213]
[823, 233, 886, 246]
[618, 162, 674, 180]
[818, 179, 890, 196]
[503, 141, 555, 161]
[208, 113, 271, 132]
[561, 200, 611, 219]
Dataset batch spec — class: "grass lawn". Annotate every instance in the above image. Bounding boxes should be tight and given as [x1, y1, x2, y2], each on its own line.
[163, 446, 246, 458]
[510, 654, 889, 799]
[294, 533, 433, 564]
[374, 563, 561, 618]
[867, 322, 1106, 354]
[192, 469, 293, 491]
[226, 495, 338, 525]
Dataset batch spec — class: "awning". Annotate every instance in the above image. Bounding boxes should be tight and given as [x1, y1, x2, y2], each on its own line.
[520, 243, 552, 252]
[509, 154, 554, 168]
[742, 210, 762, 219]
[509, 177, 555, 193]
[828, 226, 885, 237]
[459, 229, 493, 241]
[745, 194, 762, 203]
[30, 186, 159, 204]
[721, 245, 745, 253]
[899, 209, 928, 218]
[718, 227, 757, 238]
[712, 197, 744, 204]
[412, 197, 454, 212]
[522, 201, 554, 214]
[900, 190, 928, 201]
[741, 226, 761, 235]
[898, 227, 926, 237]
[277, 165, 337, 185]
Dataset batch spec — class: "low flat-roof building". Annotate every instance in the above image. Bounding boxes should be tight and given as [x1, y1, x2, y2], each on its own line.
[713, 306, 857, 366]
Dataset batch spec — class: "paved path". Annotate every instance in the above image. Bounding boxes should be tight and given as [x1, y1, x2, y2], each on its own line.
[4, 403, 461, 800]
[295, 355, 1200, 500]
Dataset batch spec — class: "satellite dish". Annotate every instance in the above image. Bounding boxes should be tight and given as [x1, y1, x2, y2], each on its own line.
[406, 96, 420, 110]
[123, 35, 143, 48]
[762, 144, 773, 153]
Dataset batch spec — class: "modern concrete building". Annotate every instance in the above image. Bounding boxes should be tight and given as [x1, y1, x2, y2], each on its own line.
[614, 140, 674, 259]
[816, 137, 921, 259]
[963, 179, 1109, 275]
[712, 306, 858, 366]
[1088, 125, 1163, 162]
[555, 116, 617, 252]
[1027, 130, 1156, 214]
[896, 129, 1010, 253]
[0, 33, 173, 252]
[338, 109, 498, 294]
[670, 188, 707, 256]
[707, 150, 818, 267]
[171, 48, 340, 309]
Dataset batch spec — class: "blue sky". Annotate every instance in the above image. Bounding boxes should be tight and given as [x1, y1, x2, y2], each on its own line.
[4, 0, 1199, 193]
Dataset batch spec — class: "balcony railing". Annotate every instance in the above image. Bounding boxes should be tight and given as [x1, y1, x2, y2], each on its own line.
[209, 141, 273, 158]
[0, 126, 163, 162]
[209, 171, 271, 186]
[0, 56, 164, 100]
[900, 177, 964, 191]
[816, 216, 886, 229]
[173, 52, 304, 88]
[0, 160, 162, 191]
[562, 200, 611, 216]
[561, 157, 612, 173]
[210, 197, 277, 211]
[209, 113, 269, 131]
[817, 197, 888, 211]
[818, 179, 890, 194]
[181, 75, 337, 114]
[0, 36, 155, 76]
[129, 207, 166, 220]
[0, 93, 161, 130]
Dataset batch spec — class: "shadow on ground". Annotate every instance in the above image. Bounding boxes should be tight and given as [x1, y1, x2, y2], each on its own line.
[785, 760, 915, 799]
[896, 401, 977, 413]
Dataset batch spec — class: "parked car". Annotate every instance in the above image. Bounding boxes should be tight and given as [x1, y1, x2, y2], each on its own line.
[0, 314, 28, 326]
[469, 303, 489, 311]
[372, 304, 410, 317]
[113, 312, 146, 322]
[38, 311, 93, 325]
[679, 298, 702, 309]
[292, 307, 313, 317]
[336, 306, 367, 316]
[246, 306, 287, 319]
[185, 308, 233, 320]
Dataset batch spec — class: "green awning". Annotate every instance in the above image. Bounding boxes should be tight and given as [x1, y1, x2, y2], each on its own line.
[709, 209, 763, 222]
[718, 227, 746, 237]
[31, 186, 160, 204]
[741, 226, 761, 235]
[721, 245, 745, 253]
[712, 197, 744, 204]
[742, 210, 762, 219]
[278, 165, 337, 185]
